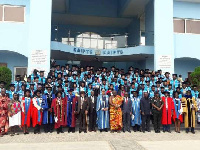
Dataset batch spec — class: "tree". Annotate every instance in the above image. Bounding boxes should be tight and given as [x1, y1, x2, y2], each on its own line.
[0, 67, 12, 89]
[190, 66, 200, 89]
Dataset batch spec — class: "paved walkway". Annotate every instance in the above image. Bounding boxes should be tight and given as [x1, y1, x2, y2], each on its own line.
[1, 129, 200, 150]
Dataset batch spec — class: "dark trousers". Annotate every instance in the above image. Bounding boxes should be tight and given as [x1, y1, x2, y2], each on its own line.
[34, 125, 40, 133]
[142, 114, 150, 131]
[68, 127, 75, 133]
[89, 110, 96, 131]
[57, 126, 63, 133]
[163, 125, 170, 132]
[123, 112, 131, 131]
[44, 124, 54, 133]
[153, 112, 162, 131]
[79, 111, 86, 131]
[133, 124, 141, 132]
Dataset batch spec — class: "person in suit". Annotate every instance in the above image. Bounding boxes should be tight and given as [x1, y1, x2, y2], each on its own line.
[88, 90, 97, 132]
[122, 92, 132, 133]
[77, 91, 89, 133]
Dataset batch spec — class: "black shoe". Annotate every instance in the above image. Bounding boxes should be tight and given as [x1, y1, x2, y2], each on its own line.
[79, 130, 82, 133]
[123, 129, 125, 133]
[158, 130, 160, 133]
[128, 130, 131, 133]
[60, 130, 64, 133]
[147, 130, 151, 132]
[192, 131, 195, 134]
[104, 129, 108, 132]
[143, 130, 145, 133]
[57, 131, 60, 134]
[50, 130, 53, 133]
[100, 129, 103, 133]
[155, 130, 157, 133]
[84, 131, 87, 133]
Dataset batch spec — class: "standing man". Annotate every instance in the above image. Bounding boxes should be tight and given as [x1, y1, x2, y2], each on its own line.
[66, 89, 77, 133]
[140, 91, 151, 133]
[151, 91, 163, 133]
[182, 90, 197, 134]
[42, 86, 55, 133]
[77, 91, 89, 133]
[32, 90, 43, 134]
[109, 91, 123, 133]
[131, 91, 141, 132]
[51, 91, 66, 134]
[161, 91, 174, 133]
[122, 92, 132, 133]
[88, 91, 97, 132]
[96, 89, 109, 132]
[0, 89, 10, 137]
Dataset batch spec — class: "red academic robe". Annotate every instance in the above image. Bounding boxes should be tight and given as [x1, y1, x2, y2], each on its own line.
[51, 97, 66, 129]
[161, 97, 174, 125]
[21, 97, 32, 127]
[32, 97, 43, 127]
[65, 96, 77, 127]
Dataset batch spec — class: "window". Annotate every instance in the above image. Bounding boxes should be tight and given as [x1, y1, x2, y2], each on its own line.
[14, 67, 27, 81]
[0, 63, 7, 67]
[0, 5, 3, 21]
[0, 5, 25, 23]
[174, 19, 185, 33]
[76, 32, 104, 49]
[186, 20, 200, 34]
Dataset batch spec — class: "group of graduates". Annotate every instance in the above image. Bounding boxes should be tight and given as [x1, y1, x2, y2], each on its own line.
[0, 64, 200, 137]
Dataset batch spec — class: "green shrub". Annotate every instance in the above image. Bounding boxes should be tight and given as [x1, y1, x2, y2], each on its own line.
[0, 67, 12, 89]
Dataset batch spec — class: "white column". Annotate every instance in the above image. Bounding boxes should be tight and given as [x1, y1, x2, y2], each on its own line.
[154, 0, 174, 74]
[28, 0, 52, 76]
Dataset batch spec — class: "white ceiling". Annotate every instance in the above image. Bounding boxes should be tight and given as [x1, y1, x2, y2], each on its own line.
[176, 0, 200, 2]
[52, 13, 132, 28]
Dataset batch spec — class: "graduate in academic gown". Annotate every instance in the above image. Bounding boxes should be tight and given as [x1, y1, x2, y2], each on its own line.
[96, 89, 109, 132]
[21, 89, 32, 134]
[181, 90, 197, 134]
[32, 90, 43, 134]
[51, 91, 66, 134]
[66, 89, 77, 133]
[42, 86, 55, 133]
[131, 91, 141, 132]
[172, 91, 183, 133]
[161, 91, 174, 133]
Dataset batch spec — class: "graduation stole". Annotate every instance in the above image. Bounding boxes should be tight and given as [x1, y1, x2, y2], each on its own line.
[133, 97, 139, 113]
[25, 97, 31, 124]
[101, 95, 108, 108]
[56, 97, 63, 121]
[174, 98, 181, 119]
[36, 98, 42, 122]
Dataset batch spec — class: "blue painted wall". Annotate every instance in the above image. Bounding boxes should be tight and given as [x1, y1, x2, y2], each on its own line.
[0, 51, 28, 81]
[174, 1, 200, 19]
[69, 0, 119, 17]
[174, 34, 200, 60]
[145, 0, 154, 46]
[0, 0, 30, 57]
[127, 18, 140, 46]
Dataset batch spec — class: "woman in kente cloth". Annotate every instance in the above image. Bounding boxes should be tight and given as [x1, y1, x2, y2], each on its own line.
[8, 92, 21, 136]
[172, 91, 183, 133]
[21, 89, 32, 134]
[66, 89, 77, 133]
[0, 88, 10, 137]
[109, 91, 123, 133]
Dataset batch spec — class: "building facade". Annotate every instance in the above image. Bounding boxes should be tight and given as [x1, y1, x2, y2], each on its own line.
[0, 0, 200, 80]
